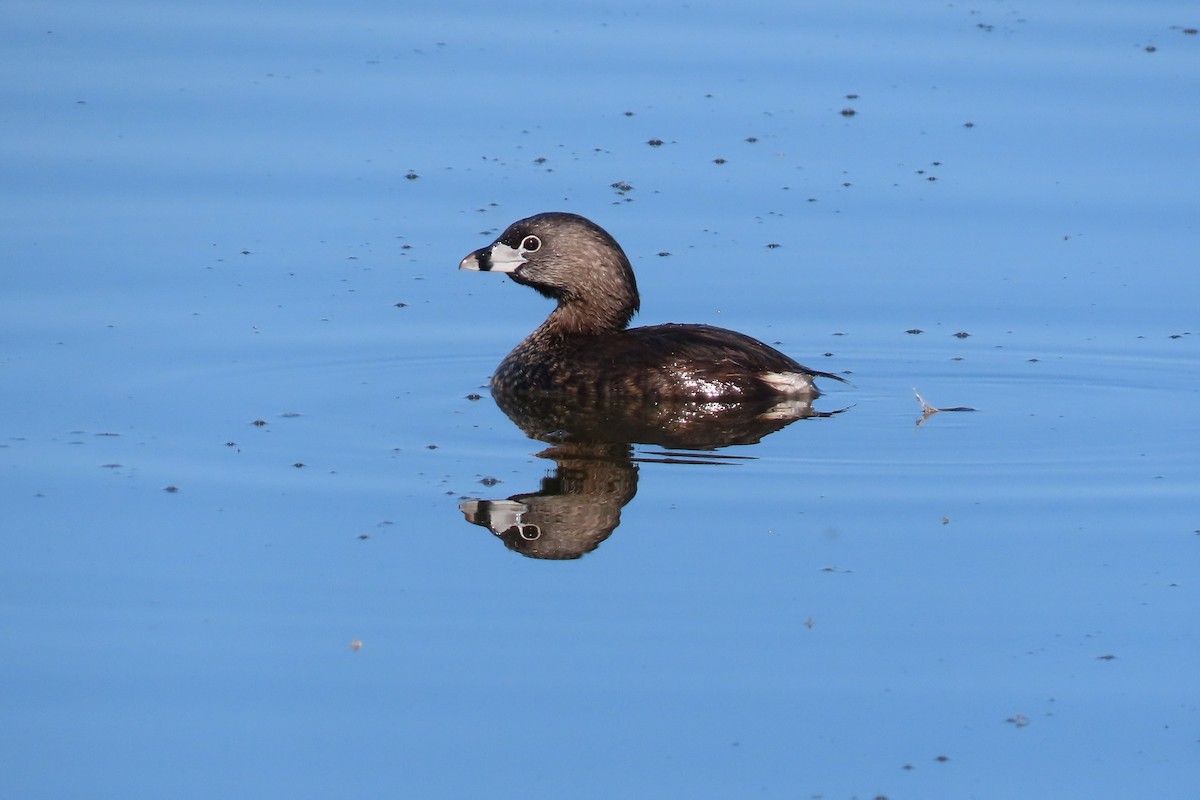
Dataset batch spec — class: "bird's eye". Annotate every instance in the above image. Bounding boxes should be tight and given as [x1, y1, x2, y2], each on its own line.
[520, 235, 541, 252]
[503, 524, 541, 541]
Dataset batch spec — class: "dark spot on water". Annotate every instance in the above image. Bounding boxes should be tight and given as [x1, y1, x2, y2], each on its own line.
[845, 93, 859, 99]
[657, 251, 670, 257]
[766, 242, 781, 249]
[964, 121, 975, 128]
[935, 755, 949, 762]
[1097, 654, 1116, 660]
[293, 462, 305, 468]
[611, 181, 633, 194]
[745, 136, 758, 143]
[426, 444, 438, 450]
[623, 111, 634, 116]
[906, 328, 924, 334]
[647, 138, 663, 146]
[241, 250, 251, 255]
[252, 419, 267, 426]
[533, 156, 546, 164]
[480, 476, 501, 486]
[358, 534, 369, 540]
[1184, 28, 1198, 35]
[977, 23, 994, 32]
[101, 463, 122, 469]
[953, 331, 971, 338]
[713, 158, 726, 164]
[225, 441, 237, 447]
[164, 486, 179, 493]
[840, 107, 856, 117]
[1145, 45, 1156, 52]
[466, 393, 482, 401]
[927, 175, 938, 181]
[405, 172, 419, 180]
[280, 412, 301, 418]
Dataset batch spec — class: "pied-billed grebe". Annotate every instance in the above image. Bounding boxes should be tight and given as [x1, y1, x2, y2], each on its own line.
[459, 212, 845, 400]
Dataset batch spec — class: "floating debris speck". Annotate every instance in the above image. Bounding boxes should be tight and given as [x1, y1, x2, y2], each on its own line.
[915, 389, 977, 426]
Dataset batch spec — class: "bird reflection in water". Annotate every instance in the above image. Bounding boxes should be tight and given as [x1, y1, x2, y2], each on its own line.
[460, 389, 844, 560]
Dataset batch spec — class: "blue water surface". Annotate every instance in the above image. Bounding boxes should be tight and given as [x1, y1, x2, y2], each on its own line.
[3, 1, 1198, 798]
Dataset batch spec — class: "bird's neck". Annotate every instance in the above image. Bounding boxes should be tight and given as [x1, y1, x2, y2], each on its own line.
[539, 295, 635, 336]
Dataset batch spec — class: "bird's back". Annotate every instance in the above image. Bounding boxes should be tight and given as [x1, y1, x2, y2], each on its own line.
[493, 323, 841, 400]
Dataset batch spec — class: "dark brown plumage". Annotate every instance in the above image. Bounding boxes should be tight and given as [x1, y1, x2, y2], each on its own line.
[459, 212, 844, 400]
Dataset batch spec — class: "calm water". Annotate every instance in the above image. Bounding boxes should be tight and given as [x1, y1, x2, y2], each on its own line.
[3, 1, 1198, 798]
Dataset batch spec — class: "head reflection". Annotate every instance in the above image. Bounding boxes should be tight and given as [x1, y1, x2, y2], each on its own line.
[461, 442, 637, 560]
